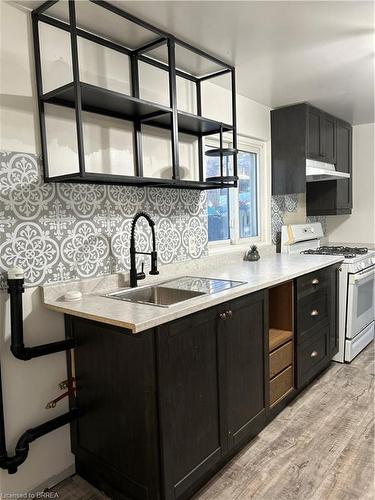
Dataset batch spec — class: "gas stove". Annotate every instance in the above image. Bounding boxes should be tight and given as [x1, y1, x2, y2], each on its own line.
[280, 223, 375, 363]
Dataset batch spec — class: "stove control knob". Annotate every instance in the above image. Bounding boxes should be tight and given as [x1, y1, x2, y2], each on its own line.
[372, 257, 375, 265]
[311, 226, 315, 233]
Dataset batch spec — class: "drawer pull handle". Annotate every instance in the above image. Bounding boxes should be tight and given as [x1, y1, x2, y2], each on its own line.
[312, 278, 320, 285]
[219, 312, 227, 321]
[226, 310, 233, 319]
[310, 309, 319, 316]
[311, 350, 318, 358]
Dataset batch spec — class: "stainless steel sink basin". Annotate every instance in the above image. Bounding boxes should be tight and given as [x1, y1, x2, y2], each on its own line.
[104, 276, 246, 308]
[105, 285, 206, 307]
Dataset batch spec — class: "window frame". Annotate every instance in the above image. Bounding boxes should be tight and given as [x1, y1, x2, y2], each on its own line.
[205, 135, 270, 250]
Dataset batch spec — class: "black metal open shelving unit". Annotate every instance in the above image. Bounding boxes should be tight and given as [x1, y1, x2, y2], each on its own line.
[32, 0, 238, 190]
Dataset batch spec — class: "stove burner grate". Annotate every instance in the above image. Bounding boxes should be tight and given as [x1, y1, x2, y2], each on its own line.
[301, 246, 368, 259]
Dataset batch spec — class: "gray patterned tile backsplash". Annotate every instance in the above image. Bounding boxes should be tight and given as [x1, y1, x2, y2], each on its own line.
[0, 151, 327, 289]
[0, 151, 208, 288]
[271, 193, 326, 244]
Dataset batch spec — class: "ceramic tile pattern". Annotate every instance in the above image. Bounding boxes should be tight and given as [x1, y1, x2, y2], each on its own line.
[0, 151, 208, 288]
[271, 193, 327, 244]
[0, 150, 326, 288]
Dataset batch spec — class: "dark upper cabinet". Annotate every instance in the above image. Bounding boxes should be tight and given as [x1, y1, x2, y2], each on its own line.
[306, 119, 352, 216]
[307, 106, 323, 160]
[323, 113, 336, 164]
[272, 103, 352, 215]
[336, 119, 353, 210]
[271, 103, 307, 195]
[307, 107, 336, 164]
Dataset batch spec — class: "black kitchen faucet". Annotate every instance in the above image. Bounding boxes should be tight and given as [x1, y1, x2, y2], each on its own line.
[129, 212, 159, 287]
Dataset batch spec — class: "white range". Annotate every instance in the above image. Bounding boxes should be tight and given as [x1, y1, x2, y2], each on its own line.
[281, 222, 375, 362]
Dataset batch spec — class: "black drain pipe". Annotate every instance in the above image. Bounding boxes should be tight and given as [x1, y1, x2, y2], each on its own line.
[8, 270, 76, 360]
[0, 269, 79, 473]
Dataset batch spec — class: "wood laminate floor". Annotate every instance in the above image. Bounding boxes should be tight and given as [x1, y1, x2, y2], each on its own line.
[51, 343, 374, 500]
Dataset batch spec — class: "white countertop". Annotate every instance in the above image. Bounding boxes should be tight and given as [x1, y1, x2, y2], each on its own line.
[42, 253, 343, 333]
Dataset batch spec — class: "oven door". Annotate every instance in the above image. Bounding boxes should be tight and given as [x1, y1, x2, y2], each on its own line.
[346, 265, 375, 339]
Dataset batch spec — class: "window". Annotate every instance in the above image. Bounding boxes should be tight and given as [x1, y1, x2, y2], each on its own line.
[206, 137, 268, 246]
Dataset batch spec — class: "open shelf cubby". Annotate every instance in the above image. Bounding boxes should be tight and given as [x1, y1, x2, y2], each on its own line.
[268, 281, 295, 407]
[32, 0, 238, 189]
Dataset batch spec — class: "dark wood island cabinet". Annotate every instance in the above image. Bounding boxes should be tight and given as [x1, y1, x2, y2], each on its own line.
[65, 265, 339, 500]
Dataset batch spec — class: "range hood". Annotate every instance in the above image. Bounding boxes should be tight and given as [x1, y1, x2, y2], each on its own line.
[306, 159, 350, 182]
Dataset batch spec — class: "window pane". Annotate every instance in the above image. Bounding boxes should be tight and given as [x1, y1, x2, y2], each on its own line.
[238, 151, 258, 238]
[206, 150, 230, 241]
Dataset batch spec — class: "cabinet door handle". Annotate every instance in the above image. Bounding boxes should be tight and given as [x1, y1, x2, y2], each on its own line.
[219, 312, 227, 321]
[310, 309, 319, 316]
[311, 278, 320, 285]
[226, 310, 233, 319]
[311, 350, 318, 358]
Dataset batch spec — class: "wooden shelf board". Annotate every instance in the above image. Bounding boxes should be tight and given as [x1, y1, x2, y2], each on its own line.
[269, 328, 293, 352]
[43, 82, 172, 122]
[42, 82, 233, 136]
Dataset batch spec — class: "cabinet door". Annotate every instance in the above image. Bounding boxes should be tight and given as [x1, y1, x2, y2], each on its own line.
[156, 307, 226, 500]
[336, 119, 352, 211]
[307, 106, 323, 160]
[322, 113, 336, 163]
[223, 291, 267, 448]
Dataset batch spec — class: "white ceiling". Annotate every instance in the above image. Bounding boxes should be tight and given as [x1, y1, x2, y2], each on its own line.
[16, 0, 375, 124]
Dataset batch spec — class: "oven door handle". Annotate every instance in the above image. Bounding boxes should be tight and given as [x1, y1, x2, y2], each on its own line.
[349, 266, 375, 284]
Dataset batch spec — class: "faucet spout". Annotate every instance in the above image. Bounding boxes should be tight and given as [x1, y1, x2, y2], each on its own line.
[129, 212, 159, 287]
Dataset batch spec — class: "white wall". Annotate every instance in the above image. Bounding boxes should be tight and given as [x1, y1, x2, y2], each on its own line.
[0, 1, 271, 494]
[326, 123, 375, 246]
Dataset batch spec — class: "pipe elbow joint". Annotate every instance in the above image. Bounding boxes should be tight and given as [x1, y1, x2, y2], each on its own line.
[10, 346, 31, 361]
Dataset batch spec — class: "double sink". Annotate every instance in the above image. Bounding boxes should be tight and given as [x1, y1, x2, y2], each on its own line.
[105, 276, 246, 308]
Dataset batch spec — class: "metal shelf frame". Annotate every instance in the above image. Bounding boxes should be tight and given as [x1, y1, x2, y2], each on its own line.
[32, 0, 238, 190]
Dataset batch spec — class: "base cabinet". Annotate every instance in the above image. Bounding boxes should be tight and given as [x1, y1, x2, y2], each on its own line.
[157, 291, 267, 499]
[224, 293, 267, 448]
[156, 307, 225, 500]
[67, 266, 338, 500]
[295, 264, 339, 389]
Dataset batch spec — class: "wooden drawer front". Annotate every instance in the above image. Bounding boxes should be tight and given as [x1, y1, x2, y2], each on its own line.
[297, 267, 330, 298]
[270, 366, 293, 406]
[297, 291, 328, 340]
[269, 341, 293, 379]
[297, 325, 329, 388]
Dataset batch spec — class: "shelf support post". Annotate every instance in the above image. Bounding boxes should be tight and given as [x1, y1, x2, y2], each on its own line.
[231, 68, 238, 183]
[167, 37, 180, 180]
[131, 54, 143, 178]
[196, 80, 204, 182]
[32, 12, 49, 181]
[68, 0, 86, 177]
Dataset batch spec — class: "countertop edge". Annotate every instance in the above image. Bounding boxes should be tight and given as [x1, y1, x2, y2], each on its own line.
[43, 257, 343, 334]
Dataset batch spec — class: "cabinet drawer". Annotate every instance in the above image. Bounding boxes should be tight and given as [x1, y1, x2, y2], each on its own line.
[297, 291, 328, 340]
[269, 341, 293, 379]
[297, 324, 329, 388]
[297, 267, 331, 298]
[270, 366, 293, 406]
